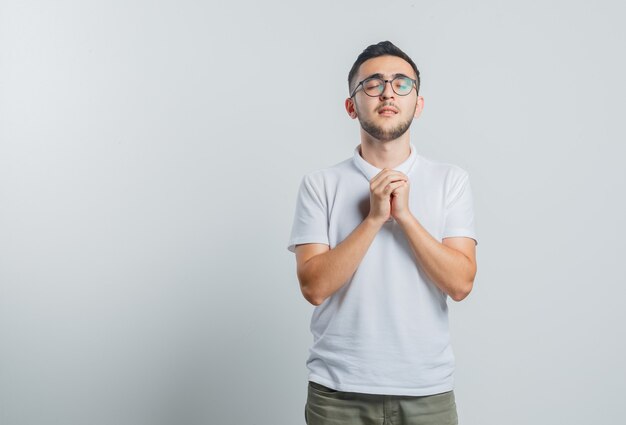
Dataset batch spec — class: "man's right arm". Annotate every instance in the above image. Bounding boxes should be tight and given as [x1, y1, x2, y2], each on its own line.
[294, 168, 406, 306]
[295, 217, 384, 306]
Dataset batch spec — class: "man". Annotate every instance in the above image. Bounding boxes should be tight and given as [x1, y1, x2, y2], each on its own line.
[287, 41, 478, 425]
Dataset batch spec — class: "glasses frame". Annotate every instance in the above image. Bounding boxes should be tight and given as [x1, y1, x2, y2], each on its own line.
[350, 75, 418, 98]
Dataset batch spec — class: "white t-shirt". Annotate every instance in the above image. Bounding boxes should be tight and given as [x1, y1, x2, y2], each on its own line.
[287, 143, 478, 396]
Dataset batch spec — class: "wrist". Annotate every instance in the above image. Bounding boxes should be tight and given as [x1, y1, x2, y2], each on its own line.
[394, 211, 414, 226]
[365, 214, 387, 228]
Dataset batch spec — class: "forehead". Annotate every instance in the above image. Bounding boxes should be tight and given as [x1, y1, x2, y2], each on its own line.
[357, 55, 415, 80]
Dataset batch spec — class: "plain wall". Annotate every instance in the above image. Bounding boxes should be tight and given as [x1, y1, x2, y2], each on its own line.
[1, 0, 625, 424]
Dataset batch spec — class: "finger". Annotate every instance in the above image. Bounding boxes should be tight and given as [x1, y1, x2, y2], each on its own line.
[391, 181, 408, 195]
[370, 170, 387, 188]
[382, 180, 407, 196]
[373, 173, 409, 193]
[371, 168, 407, 185]
[386, 173, 408, 184]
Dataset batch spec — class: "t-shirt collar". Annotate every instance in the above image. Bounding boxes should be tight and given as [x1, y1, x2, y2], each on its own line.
[352, 143, 418, 181]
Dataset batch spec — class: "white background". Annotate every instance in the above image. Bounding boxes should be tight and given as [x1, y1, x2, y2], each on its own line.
[1, 1, 625, 424]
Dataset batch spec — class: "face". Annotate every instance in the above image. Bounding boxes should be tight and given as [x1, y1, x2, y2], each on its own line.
[345, 55, 424, 142]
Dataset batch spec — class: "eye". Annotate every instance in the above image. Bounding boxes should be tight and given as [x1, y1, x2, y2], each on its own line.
[394, 78, 411, 90]
[364, 79, 383, 90]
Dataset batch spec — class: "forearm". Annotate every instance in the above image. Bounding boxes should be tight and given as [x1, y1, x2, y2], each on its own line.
[395, 213, 474, 301]
[300, 217, 383, 305]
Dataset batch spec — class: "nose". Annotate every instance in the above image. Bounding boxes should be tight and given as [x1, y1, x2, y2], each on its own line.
[380, 80, 395, 99]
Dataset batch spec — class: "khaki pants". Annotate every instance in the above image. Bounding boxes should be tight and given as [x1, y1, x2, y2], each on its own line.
[305, 381, 458, 425]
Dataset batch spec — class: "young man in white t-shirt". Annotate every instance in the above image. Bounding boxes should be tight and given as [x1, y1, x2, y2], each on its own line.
[288, 41, 478, 425]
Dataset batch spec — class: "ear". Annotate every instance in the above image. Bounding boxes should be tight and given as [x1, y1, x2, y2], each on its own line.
[345, 98, 358, 119]
[413, 95, 425, 119]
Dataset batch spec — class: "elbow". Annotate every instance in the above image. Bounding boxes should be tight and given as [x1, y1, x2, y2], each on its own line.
[301, 285, 325, 306]
[298, 272, 325, 306]
[306, 294, 324, 306]
[451, 261, 476, 302]
[449, 280, 474, 302]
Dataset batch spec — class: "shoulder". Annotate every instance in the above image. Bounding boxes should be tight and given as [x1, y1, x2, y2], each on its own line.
[301, 158, 354, 187]
[417, 154, 469, 178]
[414, 155, 474, 206]
[414, 155, 471, 189]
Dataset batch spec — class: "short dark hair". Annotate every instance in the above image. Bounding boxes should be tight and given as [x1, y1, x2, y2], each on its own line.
[348, 41, 420, 96]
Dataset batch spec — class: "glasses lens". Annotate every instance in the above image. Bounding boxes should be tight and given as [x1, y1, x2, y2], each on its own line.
[393, 77, 414, 95]
[363, 78, 384, 96]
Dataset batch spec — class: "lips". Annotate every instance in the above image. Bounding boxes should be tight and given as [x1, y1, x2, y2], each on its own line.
[378, 106, 398, 115]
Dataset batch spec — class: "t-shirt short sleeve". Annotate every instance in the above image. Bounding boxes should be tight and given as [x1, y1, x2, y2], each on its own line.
[287, 173, 330, 253]
[442, 170, 478, 246]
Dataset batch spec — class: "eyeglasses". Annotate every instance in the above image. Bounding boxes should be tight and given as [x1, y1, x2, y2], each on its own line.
[350, 75, 417, 98]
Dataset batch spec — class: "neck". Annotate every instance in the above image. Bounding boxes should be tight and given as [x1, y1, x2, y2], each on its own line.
[358, 131, 411, 170]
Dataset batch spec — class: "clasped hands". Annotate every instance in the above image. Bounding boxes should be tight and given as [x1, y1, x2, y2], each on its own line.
[368, 169, 412, 225]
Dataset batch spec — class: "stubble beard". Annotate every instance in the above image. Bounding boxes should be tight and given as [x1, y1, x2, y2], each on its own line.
[356, 103, 417, 142]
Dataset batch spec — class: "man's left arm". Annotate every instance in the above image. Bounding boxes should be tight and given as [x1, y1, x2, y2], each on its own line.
[380, 168, 478, 301]
[395, 212, 476, 302]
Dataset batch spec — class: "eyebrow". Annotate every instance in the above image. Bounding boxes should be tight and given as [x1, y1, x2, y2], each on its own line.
[363, 72, 411, 80]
